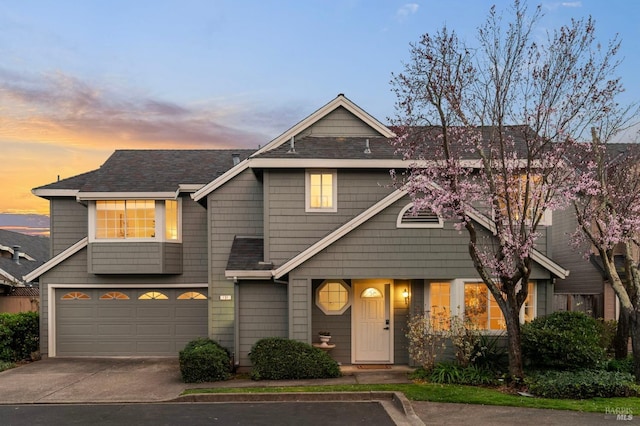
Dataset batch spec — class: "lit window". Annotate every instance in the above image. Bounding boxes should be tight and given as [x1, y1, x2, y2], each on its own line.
[464, 281, 535, 331]
[177, 291, 207, 300]
[429, 282, 451, 330]
[138, 291, 168, 300]
[93, 199, 181, 241]
[361, 287, 382, 298]
[496, 174, 551, 225]
[427, 281, 535, 332]
[316, 280, 350, 315]
[100, 292, 130, 300]
[165, 200, 179, 240]
[96, 200, 155, 239]
[61, 292, 91, 300]
[306, 170, 337, 212]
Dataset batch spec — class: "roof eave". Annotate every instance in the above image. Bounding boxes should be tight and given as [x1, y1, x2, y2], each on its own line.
[23, 238, 88, 283]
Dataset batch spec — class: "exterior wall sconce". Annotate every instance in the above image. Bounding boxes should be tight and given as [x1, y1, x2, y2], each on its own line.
[402, 288, 409, 305]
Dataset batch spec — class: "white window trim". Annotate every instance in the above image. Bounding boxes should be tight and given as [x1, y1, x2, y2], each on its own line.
[88, 198, 182, 243]
[305, 169, 337, 213]
[396, 203, 444, 228]
[424, 279, 536, 333]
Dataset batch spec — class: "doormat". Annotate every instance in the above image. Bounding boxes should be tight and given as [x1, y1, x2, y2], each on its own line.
[356, 365, 391, 370]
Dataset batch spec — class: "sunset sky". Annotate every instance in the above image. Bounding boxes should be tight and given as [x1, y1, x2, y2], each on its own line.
[1, 1, 638, 219]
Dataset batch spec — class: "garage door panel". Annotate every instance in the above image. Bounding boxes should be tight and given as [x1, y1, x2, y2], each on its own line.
[136, 324, 172, 335]
[97, 324, 134, 335]
[97, 306, 135, 317]
[136, 306, 172, 318]
[55, 288, 208, 356]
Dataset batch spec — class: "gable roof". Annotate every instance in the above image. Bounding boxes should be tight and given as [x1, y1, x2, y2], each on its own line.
[252, 94, 396, 157]
[192, 94, 397, 202]
[272, 189, 569, 280]
[33, 149, 255, 200]
[0, 229, 50, 285]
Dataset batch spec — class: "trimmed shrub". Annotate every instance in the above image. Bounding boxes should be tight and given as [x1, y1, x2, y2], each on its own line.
[179, 338, 231, 383]
[249, 337, 341, 380]
[526, 369, 638, 399]
[521, 311, 606, 370]
[0, 312, 39, 362]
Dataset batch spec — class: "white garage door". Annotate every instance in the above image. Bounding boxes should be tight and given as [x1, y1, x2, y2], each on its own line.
[55, 288, 208, 356]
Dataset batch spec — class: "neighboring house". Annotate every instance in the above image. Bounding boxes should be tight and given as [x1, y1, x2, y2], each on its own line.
[0, 229, 48, 313]
[551, 143, 640, 321]
[26, 94, 569, 366]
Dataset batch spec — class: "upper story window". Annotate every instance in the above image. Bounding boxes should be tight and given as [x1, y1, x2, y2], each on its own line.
[90, 199, 181, 242]
[496, 174, 552, 226]
[306, 170, 337, 212]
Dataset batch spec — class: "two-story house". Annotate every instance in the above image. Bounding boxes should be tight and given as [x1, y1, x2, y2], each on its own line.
[26, 94, 568, 366]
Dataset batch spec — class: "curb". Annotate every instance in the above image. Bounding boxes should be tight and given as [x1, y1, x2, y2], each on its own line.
[173, 391, 425, 425]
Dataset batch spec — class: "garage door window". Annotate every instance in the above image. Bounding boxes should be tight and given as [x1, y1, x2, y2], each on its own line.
[61, 292, 91, 300]
[100, 291, 130, 300]
[138, 291, 168, 300]
[177, 291, 206, 300]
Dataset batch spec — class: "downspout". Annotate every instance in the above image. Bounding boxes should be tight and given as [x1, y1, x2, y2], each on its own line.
[234, 278, 240, 370]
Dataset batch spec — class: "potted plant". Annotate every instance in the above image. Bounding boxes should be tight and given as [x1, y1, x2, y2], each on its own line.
[318, 331, 331, 346]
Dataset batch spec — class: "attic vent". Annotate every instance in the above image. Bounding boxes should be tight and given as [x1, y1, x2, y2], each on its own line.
[396, 203, 444, 229]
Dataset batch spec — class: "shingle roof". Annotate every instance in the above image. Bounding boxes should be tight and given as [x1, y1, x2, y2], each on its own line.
[0, 229, 50, 283]
[35, 149, 256, 193]
[225, 236, 273, 271]
[253, 136, 400, 160]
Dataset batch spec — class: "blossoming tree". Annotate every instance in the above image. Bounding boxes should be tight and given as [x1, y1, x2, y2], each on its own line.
[390, 0, 622, 379]
[571, 126, 640, 380]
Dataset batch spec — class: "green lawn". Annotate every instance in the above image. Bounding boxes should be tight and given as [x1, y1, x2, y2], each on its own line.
[182, 382, 640, 414]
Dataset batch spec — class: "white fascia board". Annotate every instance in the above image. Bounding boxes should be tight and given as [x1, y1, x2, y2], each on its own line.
[249, 158, 484, 169]
[23, 237, 88, 283]
[273, 189, 407, 279]
[192, 159, 251, 202]
[32, 189, 79, 198]
[76, 192, 176, 201]
[225, 270, 273, 280]
[0, 269, 19, 284]
[177, 184, 204, 194]
[251, 95, 396, 157]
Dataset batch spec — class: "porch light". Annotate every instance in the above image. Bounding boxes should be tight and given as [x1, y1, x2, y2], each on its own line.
[402, 288, 409, 305]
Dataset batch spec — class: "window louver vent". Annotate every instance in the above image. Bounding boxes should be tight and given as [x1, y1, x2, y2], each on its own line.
[402, 209, 440, 223]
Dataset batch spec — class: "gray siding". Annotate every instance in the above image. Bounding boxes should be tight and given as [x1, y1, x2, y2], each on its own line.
[238, 281, 288, 366]
[551, 206, 603, 294]
[267, 170, 392, 265]
[88, 242, 182, 274]
[290, 277, 311, 342]
[49, 198, 88, 256]
[38, 195, 209, 357]
[207, 169, 263, 351]
[296, 106, 383, 138]
[311, 279, 351, 364]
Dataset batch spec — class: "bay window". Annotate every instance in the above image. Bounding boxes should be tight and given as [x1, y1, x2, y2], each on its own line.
[92, 199, 180, 242]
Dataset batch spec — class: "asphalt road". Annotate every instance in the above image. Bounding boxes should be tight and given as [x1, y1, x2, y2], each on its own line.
[0, 401, 396, 426]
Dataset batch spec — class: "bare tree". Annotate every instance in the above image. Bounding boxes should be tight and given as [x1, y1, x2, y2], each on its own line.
[390, 0, 622, 380]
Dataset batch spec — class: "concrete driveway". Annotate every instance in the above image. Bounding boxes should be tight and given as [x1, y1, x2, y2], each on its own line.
[0, 358, 185, 404]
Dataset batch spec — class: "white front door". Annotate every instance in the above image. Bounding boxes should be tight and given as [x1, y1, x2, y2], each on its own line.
[352, 281, 393, 364]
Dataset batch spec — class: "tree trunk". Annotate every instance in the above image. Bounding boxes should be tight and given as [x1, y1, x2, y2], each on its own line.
[503, 304, 524, 381]
[615, 309, 630, 359]
[628, 310, 640, 383]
